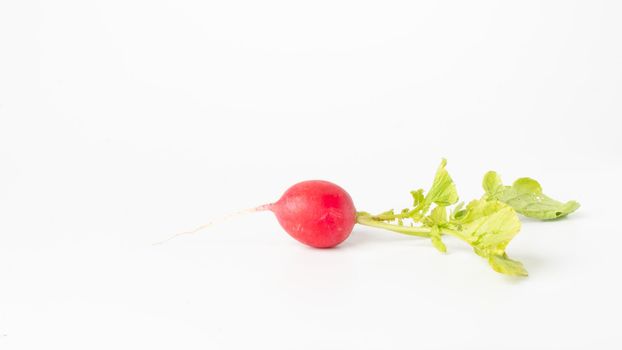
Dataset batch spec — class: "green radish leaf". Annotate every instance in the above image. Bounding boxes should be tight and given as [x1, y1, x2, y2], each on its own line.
[425, 159, 459, 207]
[427, 206, 447, 225]
[457, 200, 521, 255]
[483, 172, 580, 220]
[410, 189, 425, 207]
[356, 159, 580, 277]
[452, 198, 507, 226]
[482, 171, 503, 197]
[450, 199, 524, 274]
[488, 254, 528, 277]
[450, 201, 466, 221]
[469, 207, 521, 256]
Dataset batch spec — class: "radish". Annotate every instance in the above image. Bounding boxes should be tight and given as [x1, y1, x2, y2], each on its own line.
[161, 160, 579, 276]
[261, 180, 356, 248]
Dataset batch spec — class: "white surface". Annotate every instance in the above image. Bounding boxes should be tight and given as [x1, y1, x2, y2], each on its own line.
[1, 1, 621, 349]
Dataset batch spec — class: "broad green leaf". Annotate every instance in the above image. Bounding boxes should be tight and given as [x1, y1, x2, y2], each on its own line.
[447, 199, 526, 275]
[459, 200, 522, 257]
[482, 171, 503, 197]
[483, 172, 580, 220]
[488, 254, 528, 277]
[452, 198, 506, 225]
[427, 206, 447, 225]
[354, 160, 586, 277]
[425, 159, 459, 206]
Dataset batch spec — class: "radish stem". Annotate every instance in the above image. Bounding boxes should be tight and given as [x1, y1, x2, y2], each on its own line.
[356, 213, 470, 242]
[356, 213, 431, 238]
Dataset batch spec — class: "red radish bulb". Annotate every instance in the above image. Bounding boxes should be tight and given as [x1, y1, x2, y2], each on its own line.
[264, 180, 357, 248]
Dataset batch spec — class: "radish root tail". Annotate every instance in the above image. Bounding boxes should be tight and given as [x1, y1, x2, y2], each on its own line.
[152, 205, 271, 246]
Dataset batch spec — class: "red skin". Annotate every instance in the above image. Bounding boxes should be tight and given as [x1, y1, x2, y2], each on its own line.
[267, 180, 357, 248]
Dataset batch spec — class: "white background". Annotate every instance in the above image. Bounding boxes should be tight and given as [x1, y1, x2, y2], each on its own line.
[1, 1, 621, 349]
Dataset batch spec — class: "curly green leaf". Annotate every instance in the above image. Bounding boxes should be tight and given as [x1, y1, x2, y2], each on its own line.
[483, 171, 580, 220]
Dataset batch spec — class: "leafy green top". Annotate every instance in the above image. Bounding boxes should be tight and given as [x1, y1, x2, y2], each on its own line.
[482, 171, 580, 220]
[356, 160, 579, 276]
